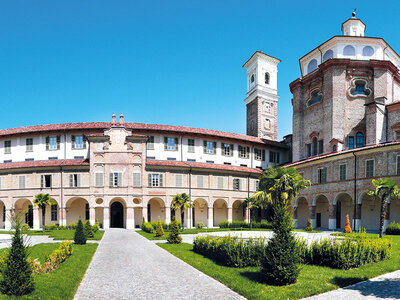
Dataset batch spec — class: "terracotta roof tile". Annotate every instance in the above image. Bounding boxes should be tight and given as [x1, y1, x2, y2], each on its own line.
[0, 159, 89, 171]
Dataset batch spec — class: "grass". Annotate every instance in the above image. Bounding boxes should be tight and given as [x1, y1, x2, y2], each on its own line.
[158, 234, 400, 300]
[0, 242, 97, 299]
[0, 230, 104, 241]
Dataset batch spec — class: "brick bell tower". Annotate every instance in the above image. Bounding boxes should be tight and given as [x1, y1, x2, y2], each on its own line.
[243, 51, 280, 141]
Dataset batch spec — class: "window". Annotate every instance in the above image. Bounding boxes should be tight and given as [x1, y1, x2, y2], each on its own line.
[318, 168, 327, 183]
[306, 90, 323, 107]
[318, 140, 324, 154]
[18, 176, 26, 189]
[74, 156, 84, 159]
[26, 138, 33, 152]
[206, 160, 214, 164]
[254, 148, 265, 160]
[397, 156, 400, 175]
[356, 132, 364, 148]
[224, 162, 231, 165]
[312, 137, 318, 156]
[175, 174, 183, 187]
[217, 176, 224, 189]
[343, 45, 355, 56]
[349, 136, 355, 149]
[85, 204, 89, 220]
[132, 172, 141, 187]
[51, 204, 57, 221]
[240, 164, 248, 167]
[366, 160, 374, 178]
[333, 145, 337, 152]
[25, 158, 34, 162]
[109, 172, 122, 187]
[307, 59, 318, 73]
[255, 180, 260, 191]
[339, 164, 347, 181]
[164, 137, 178, 151]
[4, 140, 11, 154]
[147, 136, 155, 150]
[147, 156, 156, 160]
[47, 136, 60, 150]
[270, 151, 280, 163]
[69, 174, 81, 187]
[187, 159, 196, 162]
[239, 146, 249, 158]
[167, 157, 176, 161]
[307, 144, 311, 157]
[265, 72, 270, 84]
[188, 139, 195, 153]
[204, 141, 216, 154]
[351, 80, 370, 96]
[197, 175, 204, 188]
[322, 49, 333, 62]
[3, 160, 11, 163]
[71, 135, 86, 149]
[222, 143, 233, 156]
[233, 178, 241, 191]
[95, 172, 104, 187]
[41, 175, 52, 188]
[48, 157, 58, 160]
[148, 173, 163, 187]
[250, 74, 255, 83]
[2, 206, 5, 222]
[363, 46, 374, 56]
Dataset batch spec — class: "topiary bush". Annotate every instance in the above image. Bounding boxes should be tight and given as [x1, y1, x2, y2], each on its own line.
[141, 222, 154, 233]
[67, 222, 76, 230]
[74, 219, 87, 245]
[93, 218, 100, 232]
[261, 205, 300, 286]
[43, 241, 73, 273]
[167, 217, 182, 244]
[386, 221, 400, 235]
[0, 213, 34, 296]
[196, 222, 205, 229]
[344, 214, 352, 233]
[305, 219, 313, 231]
[155, 217, 164, 237]
[218, 220, 271, 229]
[83, 220, 94, 238]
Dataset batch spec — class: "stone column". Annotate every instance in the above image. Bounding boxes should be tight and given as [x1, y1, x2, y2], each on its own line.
[142, 206, 148, 223]
[293, 206, 298, 228]
[60, 207, 67, 226]
[244, 207, 249, 223]
[103, 207, 110, 229]
[33, 207, 40, 230]
[310, 205, 316, 229]
[126, 207, 135, 229]
[355, 203, 362, 231]
[186, 208, 191, 229]
[328, 204, 336, 230]
[227, 206, 233, 223]
[165, 206, 171, 224]
[89, 207, 96, 225]
[207, 207, 213, 228]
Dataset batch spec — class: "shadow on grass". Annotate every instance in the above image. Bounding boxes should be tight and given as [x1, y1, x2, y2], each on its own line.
[240, 270, 266, 284]
[331, 276, 368, 287]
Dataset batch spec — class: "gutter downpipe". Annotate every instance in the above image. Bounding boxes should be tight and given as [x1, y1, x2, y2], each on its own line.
[352, 151, 357, 230]
[60, 165, 64, 225]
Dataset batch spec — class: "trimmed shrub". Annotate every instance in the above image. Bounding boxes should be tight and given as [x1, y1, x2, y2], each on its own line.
[49, 224, 58, 230]
[58, 225, 66, 230]
[21, 224, 30, 232]
[219, 220, 271, 229]
[196, 222, 205, 229]
[344, 214, 352, 233]
[84, 220, 94, 238]
[141, 222, 154, 233]
[155, 217, 164, 237]
[305, 219, 313, 232]
[0, 213, 34, 296]
[386, 221, 400, 235]
[93, 218, 100, 232]
[261, 205, 300, 285]
[219, 220, 229, 228]
[74, 219, 87, 245]
[43, 241, 73, 273]
[67, 222, 76, 230]
[28, 258, 43, 275]
[167, 217, 182, 244]
[193, 235, 265, 267]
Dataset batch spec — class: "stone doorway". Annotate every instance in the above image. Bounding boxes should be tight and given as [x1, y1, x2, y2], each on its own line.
[110, 202, 124, 228]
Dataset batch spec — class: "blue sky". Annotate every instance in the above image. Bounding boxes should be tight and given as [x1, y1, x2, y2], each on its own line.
[0, 1, 399, 140]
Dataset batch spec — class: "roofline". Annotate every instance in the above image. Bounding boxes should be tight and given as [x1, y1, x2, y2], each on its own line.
[341, 18, 366, 31]
[242, 51, 281, 68]
[0, 159, 89, 172]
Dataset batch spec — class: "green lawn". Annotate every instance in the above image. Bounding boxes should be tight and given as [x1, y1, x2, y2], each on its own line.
[159, 234, 400, 300]
[0, 230, 104, 241]
[0, 242, 97, 299]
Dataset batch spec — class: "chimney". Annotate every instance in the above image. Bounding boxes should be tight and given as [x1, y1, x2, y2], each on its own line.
[120, 112, 125, 126]
[111, 112, 117, 125]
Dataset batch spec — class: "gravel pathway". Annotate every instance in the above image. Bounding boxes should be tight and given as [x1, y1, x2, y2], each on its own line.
[303, 270, 400, 299]
[74, 229, 244, 300]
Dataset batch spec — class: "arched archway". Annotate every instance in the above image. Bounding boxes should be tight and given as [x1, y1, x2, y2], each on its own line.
[213, 199, 227, 226]
[66, 197, 89, 225]
[335, 193, 353, 229]
[296, 197, 309, 228]
[147, 198, 165, 223]
[314, 195, 329, 228]
[0, 200, 6, 229]
[133, 198, 143, 228]
[110, 202, 124, 228]
[193, 198, 207, 227]
[232, 200, 244, 221]
[15, 199, 33, 228]
[360, 192, 380, 230]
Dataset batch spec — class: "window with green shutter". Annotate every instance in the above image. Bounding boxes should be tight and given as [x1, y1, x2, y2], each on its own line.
[69, 174, 81, 187]
[366, 160, 374, 178]
[132, 172, 141, 187]
[188, 139, 195, 153]
[51, 204, 58, 221]
[175, 174, 182, 187]
[233, 178, 240, 190]
[4, 140, 11, 154]
[217, 176, 224, 189]
[197, 175, 204, 188]
[41, 175, 52, 188]
[109, 172, 122, 187]
[148, 173, 163, 187]
[95, 172, 104, 187]
[147, 136, 155, 150]
[26, 138, 33, 152]
[18, 176, 26, 189]
[339, 164, 347, 181]
[318, 168, 327, 184]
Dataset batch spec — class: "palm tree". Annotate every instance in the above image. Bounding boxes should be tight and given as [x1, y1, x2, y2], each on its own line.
[242, 197, 260, 230]
[171, 193, 193, 231]
[33, 193, 54, 232]
[367, 178, 399, 238]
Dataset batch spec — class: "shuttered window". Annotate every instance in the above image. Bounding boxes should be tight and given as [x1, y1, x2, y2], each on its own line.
[339, 164, 347, 181]
[165, 137, 178, 151]
[239, 146, 250, 158]
[71, 135, 86, 149]
[233, 178, 241, 191]
[69, 174, 81, 187]
[4, 141, 11, 154]
[197, 175, 204, 188]
[188, 139, 195, 153]
[51, 204, 58, 221]
[95, 172, 104, 187]
[175, 174, 183, 187]
[109, 172, 123, 187]
[132, 172, 141, 187]
[366, 160, 374, 178]
[204, 141, 216, 154]
[318, 168, 327, 184]
[222, 143, 233, 156]
[148, 174, 163, 187]
[41, 175, 52, 188]
[0, 177, 2, 189]
[397, 156, 400, 175]
[18, 176, 26, 189]
[217, 176, 224, 189]
[47, 136, 60, 150]
[147, 136, 155, 150]
[26, 138, 33, 152]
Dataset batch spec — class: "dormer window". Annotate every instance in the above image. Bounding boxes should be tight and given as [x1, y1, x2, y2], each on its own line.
[306, 89, 322, 107]
[265, 72, 270, 84]
[356, 132, 364, 148]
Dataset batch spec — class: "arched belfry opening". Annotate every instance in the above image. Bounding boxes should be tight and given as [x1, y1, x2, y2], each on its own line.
[110, 201, 124, 228]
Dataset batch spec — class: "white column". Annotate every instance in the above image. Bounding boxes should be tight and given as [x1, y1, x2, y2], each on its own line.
[311, 219, 317, 229]
[227, 206, 233, 223]
[355, 219, 361, 231]
[5, 208, 12, 230]
[126, 207, 135, 229]
[142, 206, 148, 223]
[244, 207, 250, 223]
[33, 207, 40, 230]
[103, 207, 110, 229]
[60, 207, 67, 226]
[165, 206, 171, 224]
[89, 207, 96, 225]
[207, 207, 213, 228]
[329, 219, 336, 230]
[186, 208, 191, 229]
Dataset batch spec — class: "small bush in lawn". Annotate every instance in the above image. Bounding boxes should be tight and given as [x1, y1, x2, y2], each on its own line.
[74, 219, 87, 245]
[196, 222, 205, 229]
[0, 212, 34, 296]
[386, 221, 400, 235]
[84, 220, 94, 238]
[43, 241, 73, 273]
[93, 218, 100, 232]
[141, 222, 154, 233]
[49, 224, 58, 230]
[21, 224, 30, 233]
[219, 220, 229, 228]
[28, 258, 43, 275]
[305, 219, 313, 231]
[155, 217, 164, 237]
[344, 214, 352, 233]
[167, 217, 182, 244]
[67, 222, 76, 230]
[58, 225, 66, 230]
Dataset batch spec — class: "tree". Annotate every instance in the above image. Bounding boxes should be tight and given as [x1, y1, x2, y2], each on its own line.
[83, 220, 94, 238]
[242, 197, 260, 230]
[254, 166, 310, 285]
[155, 217, 164, 237]
[367, 178, 400, 238]
[74, 219, 86, 245]
[0, 212, 34, 295]
[167, 217, 182, 244]
[33, 193, 54, 233]
[171, 193, 193, 231]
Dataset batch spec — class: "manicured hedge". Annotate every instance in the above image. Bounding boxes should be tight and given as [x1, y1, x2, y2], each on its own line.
[219, 220, 272, 229]
[141, 221, 182, 233]
[386, 222, 400, 235]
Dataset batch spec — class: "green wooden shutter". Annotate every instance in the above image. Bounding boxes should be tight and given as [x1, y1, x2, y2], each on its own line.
[40, 175, 44, 188]
[246, 147, 250, 159]
[46, 137, 50, 150]
[148, 174, 152, 187]
[117, 173, 122, 186]
[164, 137, 168, 150]
[83, 135, 87, 149]
[57, 135, 61, 150]
[77, 174, 81, 187]
[109, 173, 113, 187]
[213, 142, 217, 154]
[203, 141, 207, 153]
[159, 174, 164, 187]
[71, 135, 75, 149]
[69, 174, 73, 187]
[49, 175, 52, 187]
[262, 149, 266, 161]
[175, 138, 179, 151]
[230, 144, 234, 156]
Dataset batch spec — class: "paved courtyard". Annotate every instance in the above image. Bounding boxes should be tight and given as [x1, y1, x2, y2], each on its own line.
[74, 229, 244, 300]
